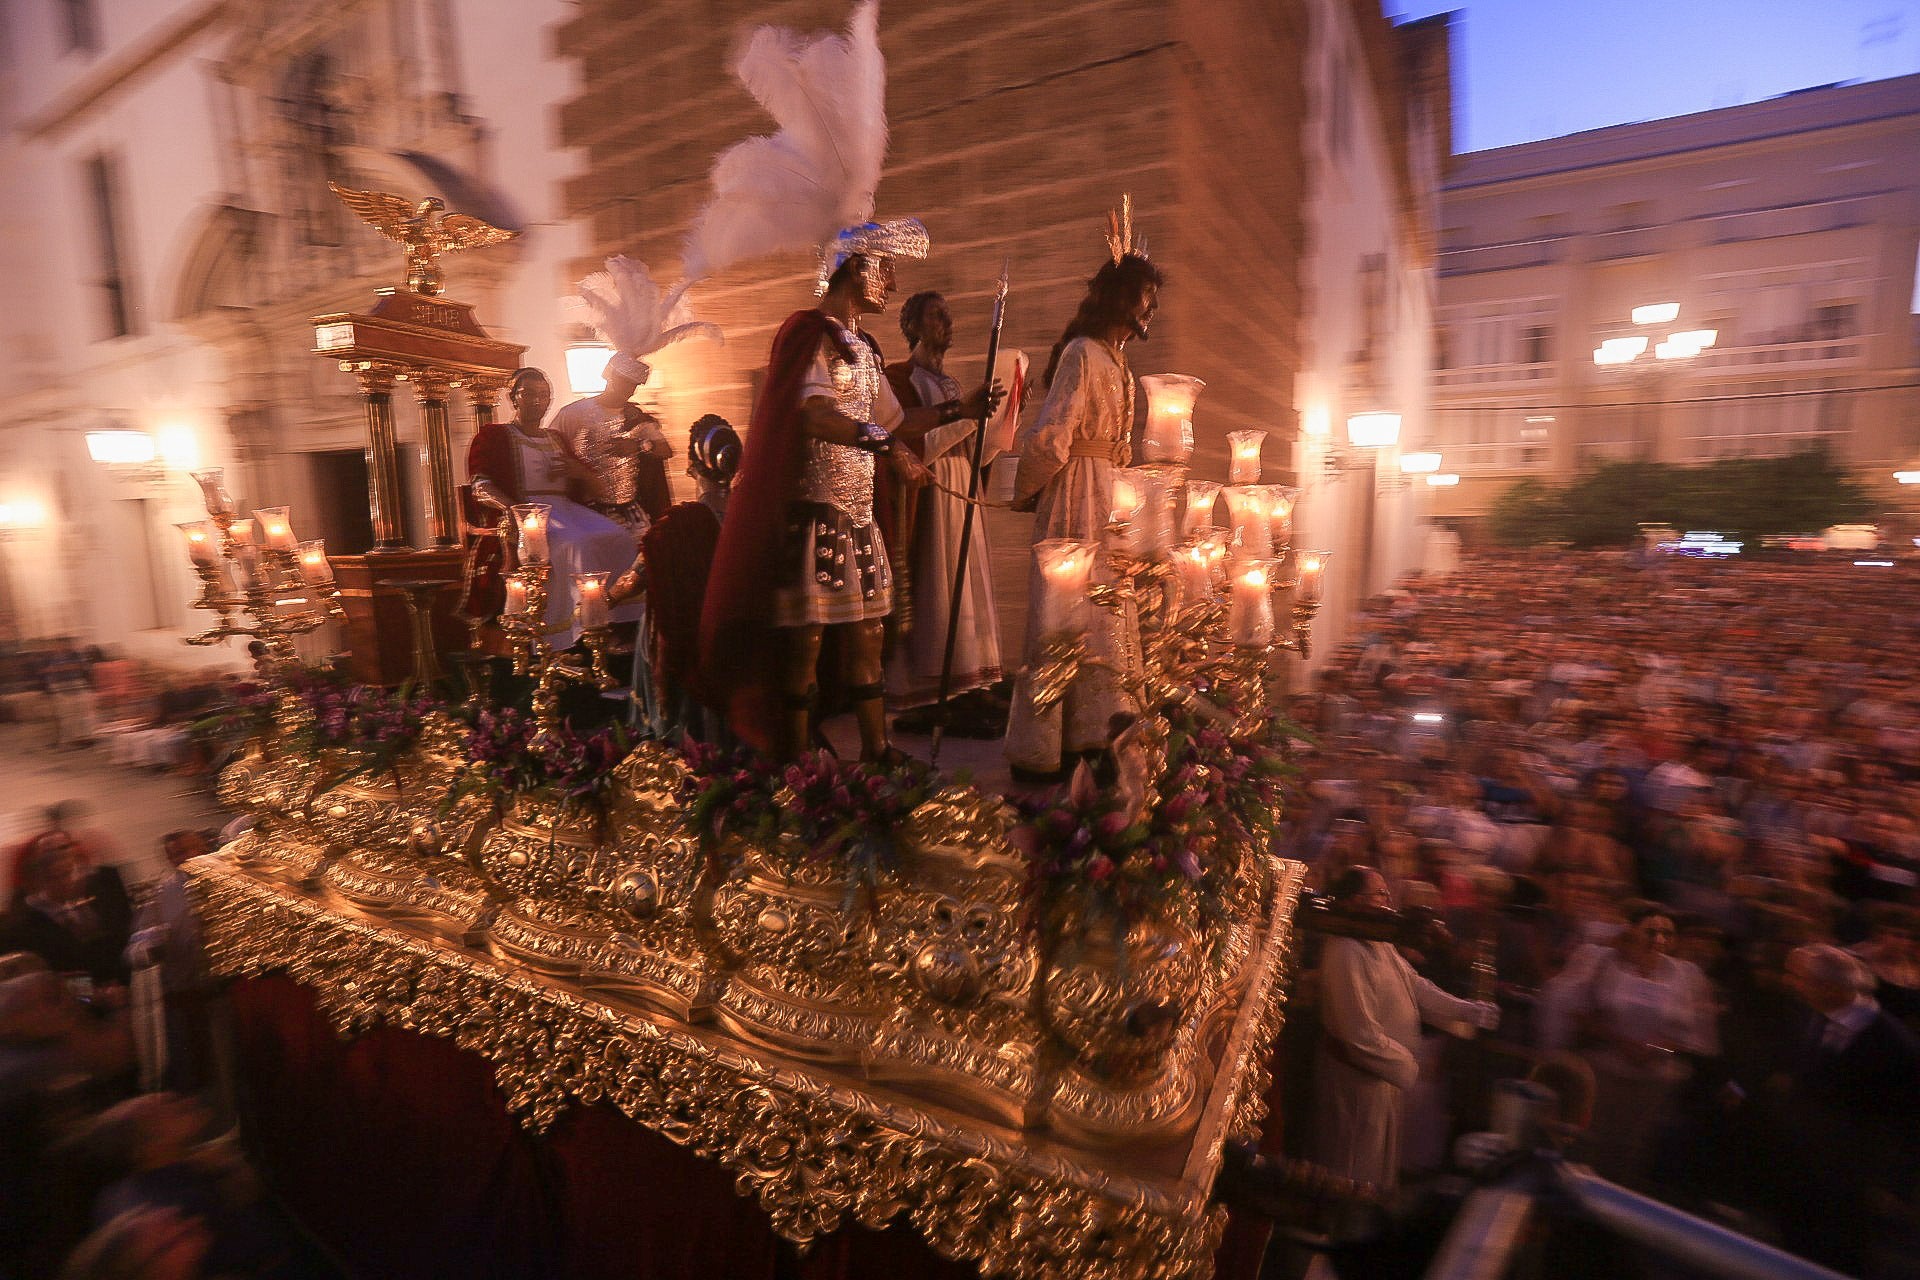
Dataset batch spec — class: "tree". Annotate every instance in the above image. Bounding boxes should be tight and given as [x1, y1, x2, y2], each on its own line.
[1485, 448, 1875, 548]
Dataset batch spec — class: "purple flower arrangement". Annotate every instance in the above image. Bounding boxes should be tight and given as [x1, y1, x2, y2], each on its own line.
[457, 705, 629, 814]
[1015, 702, 1297, 938]
[680, 738, 782, 864]
[776, 750, 935, 908]
[287, 671, 440, 780]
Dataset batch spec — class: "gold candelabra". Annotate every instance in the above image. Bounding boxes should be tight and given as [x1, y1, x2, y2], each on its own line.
[496, 553, 621, 746]
[178, 472, 344, 672]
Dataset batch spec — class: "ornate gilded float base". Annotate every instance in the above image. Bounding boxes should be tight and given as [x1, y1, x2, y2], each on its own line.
[188, 854, 1304, 1280]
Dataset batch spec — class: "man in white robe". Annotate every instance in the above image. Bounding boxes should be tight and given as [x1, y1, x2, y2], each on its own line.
[1314, 868, 1498, 1190]
[883, 291, 1004, 714]
[1005, 251, 1163, 780]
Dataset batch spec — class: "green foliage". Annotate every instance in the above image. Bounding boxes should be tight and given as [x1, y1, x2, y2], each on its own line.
[1484, 448, 1875, 548]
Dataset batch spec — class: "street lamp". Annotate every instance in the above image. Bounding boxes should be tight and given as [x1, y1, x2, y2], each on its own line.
[1592, 305, 1716, 460]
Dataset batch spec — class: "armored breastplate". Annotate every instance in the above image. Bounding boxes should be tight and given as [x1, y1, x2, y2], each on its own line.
[563, 405, 639, 505]
[799, 331, 883, 523]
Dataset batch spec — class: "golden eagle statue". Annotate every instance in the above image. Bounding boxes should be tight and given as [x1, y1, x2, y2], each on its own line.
[327, 181, 518, 297]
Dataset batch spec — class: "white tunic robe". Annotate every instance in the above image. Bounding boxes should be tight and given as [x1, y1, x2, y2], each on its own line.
[887, 362, 1004, 706]
[1313, 936, 1486, 1189]
[508, 431, 644, 649]
[1004, 337, 1142, 773]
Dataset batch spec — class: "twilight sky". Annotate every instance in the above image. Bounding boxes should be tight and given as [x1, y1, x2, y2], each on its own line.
[1384, 0, 1920, 153]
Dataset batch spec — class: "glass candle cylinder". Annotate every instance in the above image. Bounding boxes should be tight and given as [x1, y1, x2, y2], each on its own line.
[295, 539, 333, 586]
[226, 519, 255, 548]
[191, 468, 235, 518]
[1033, 539, 1096, 639]
[503, 574, 530, 617]
[1174, 539, 1214, 611]
[1228, 559, 1277, 647]
[232, 542, 265, 593]
[1109, 469, 1148, 557]
[176, 521, 218, 568]
[1296, 550, 1331, 605]
[1139, 373, 1205, 464]
[253, 507, 297, 553]
[574, 572, 610, 631]
[1265, 486, 1297, 551]
[1227, 430, 1266, 485]
[1183, 480, 1221, 538]
[513, 504, 551, 565]
[1223, 486, 1274, 557]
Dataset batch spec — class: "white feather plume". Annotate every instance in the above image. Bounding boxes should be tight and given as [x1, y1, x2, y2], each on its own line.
[680, 0, 888, 284]
[572, 255, 723, 359]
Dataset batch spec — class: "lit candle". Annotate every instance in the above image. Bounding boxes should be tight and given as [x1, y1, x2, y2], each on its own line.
[1223, 486, 1274, 557]
[1175, 539, 1214, 609]
[1295, 550, 1330, 605]
[1227, 430, 1266, 485]
[1139, 374, 1205, 464]
[1183, 481, 1221, 538]
[1265, 487, 1297, 551]
[574, 572, 609, 631]
[1228, 560, 1277, 647]
[191, 468, 235, 518]
[226, 519, 255, 548]
[253, 507, 297, 553]
[295, 539, 333, 586]
[503, 574, 530, 617]
[176, 521, 217, 568]
[513, 504, 551, 565]
[1034, 538, 1096, 639]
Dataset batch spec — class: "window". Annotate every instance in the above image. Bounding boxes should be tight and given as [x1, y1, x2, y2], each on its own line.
[84, 153, 135, 338]
[60, 0, 99, 53]
[1520, 325, 1553, 365]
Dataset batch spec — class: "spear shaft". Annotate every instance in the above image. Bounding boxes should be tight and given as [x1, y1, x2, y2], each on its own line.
[929, 262, 1010, 766]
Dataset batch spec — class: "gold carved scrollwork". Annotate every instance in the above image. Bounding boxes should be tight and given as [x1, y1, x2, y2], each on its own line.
[186, 855, 1307, 1280]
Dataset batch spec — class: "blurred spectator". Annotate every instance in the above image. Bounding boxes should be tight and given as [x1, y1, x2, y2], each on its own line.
[0, 834, 135, 987]
[1313, 867, 1499, 1192]
[57, 1206, 211, 1280]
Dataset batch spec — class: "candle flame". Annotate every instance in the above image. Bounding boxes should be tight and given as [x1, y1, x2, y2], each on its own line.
[1244, 568, 1268, 589]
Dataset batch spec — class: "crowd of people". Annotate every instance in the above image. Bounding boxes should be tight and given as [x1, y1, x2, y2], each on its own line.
[1282, 549, 1920, 1276]
[0, 635, 258, 775]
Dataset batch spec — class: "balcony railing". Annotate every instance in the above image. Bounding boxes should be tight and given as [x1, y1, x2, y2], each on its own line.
[1435, 362, 1555, 389]
[1690, 336, 1866, 373]
[1438, 237, 1567, 277]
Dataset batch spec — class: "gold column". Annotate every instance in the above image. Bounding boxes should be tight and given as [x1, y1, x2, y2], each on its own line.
[414, 371, 459, 548]
[469, 374, 505, 433]
[356, 364, 410, 553]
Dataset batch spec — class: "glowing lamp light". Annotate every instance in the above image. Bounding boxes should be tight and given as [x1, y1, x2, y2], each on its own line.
[1345, 411, 1401, 449]
[1226, 430, 1266, 484]
[1671, 329, 1717, 350]
[296, 539, 334, 586]
[1400, 451, 1442, 474]
[1228, 560, 1276, 647]
[1427, 472, 1461, 487]
[156, 423, 200, 470]
[1302, 404, 1332, 439]
[253, 507, 297, 553]
[1593, 346, 1634, 367]
[512, 504, 552, 565]
[574, 571, 611, 630]
[1034, 538, 1097, 638]
[0, 499, 47, 529]
[1295, 550, 1331, 605]
[1139, 373, 1204, 464]
[1895, 470, 1920, 485]
[86, 429, 157, 466]
[176, 521, 218, 568]
[1183, 481, 1221, 537]
[1631, 302, 1680, 325]
[564, 343, 614, 397]
[1655, 338, 1703, 361]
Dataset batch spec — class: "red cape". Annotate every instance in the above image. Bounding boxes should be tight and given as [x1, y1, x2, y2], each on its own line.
[643, 501, 721, 693]
[697, 310, 863, 750]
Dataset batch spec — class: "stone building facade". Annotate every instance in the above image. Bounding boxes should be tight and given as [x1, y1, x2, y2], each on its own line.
[1427, 74, 1920, 529]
